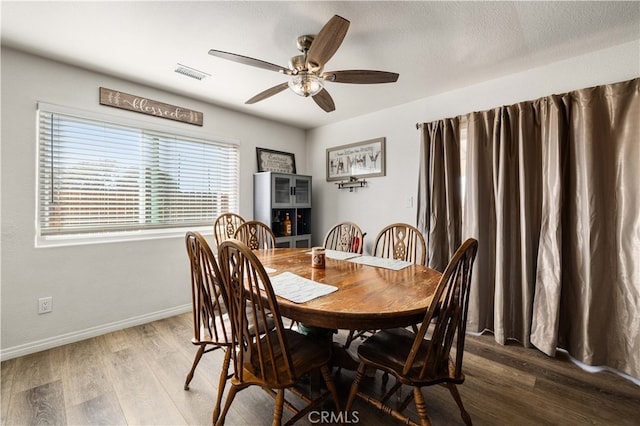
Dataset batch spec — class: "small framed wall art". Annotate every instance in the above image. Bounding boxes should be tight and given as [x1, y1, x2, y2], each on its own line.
[256, 148, 297, 174]
[326, 137, 386, 181]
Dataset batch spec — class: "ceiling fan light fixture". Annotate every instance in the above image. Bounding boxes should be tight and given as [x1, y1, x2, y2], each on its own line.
[288, 73, 323, 97]
[208, 15, 397, 111]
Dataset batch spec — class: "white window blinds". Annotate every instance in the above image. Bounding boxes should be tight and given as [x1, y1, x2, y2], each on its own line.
[38, 107, 239, 237]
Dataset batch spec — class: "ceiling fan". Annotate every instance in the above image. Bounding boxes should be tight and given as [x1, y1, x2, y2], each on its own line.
[208, 15, 399, 112]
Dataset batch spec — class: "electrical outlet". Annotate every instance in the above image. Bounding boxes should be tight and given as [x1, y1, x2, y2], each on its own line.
[405, 196, 414, 208]
[38, 296, 52, 314]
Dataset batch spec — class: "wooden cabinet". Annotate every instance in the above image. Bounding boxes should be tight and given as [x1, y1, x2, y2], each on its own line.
[254, 172, 312, 248]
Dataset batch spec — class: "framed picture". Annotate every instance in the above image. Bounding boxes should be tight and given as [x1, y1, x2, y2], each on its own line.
[326, 137, 386, 181]
[256, 148, 296, 174]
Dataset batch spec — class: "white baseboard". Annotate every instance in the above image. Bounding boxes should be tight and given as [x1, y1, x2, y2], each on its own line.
[0, 304, 192, 362]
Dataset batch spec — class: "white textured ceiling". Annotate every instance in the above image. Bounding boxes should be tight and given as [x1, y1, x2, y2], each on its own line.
[2, 1, 639, 129]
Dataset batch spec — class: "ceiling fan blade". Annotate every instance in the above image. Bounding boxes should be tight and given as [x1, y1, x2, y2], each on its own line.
[245, 82, 290, 104]
[306, 15, 350, 71]
[323, 70, 399, 84]
[312, 89, 336, 112]
[208, 49, 290, 74]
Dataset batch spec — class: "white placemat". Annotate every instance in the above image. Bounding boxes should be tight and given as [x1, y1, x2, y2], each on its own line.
[325, 249, 361, 260]
[268, 271, 338, 303]
[347, 255, 413, 270]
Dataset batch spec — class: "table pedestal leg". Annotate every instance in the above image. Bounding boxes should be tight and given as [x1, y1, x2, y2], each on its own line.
[299, 325, 360, 370]
[331, 342, 359, 371]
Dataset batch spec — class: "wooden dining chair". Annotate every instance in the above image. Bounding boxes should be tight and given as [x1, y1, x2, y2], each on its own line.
[214, 213, 245, 247]
[325, 221, 366, 350]
[185, 232, 275, 423]
[345, 238, 478, 426]
[323, 221, 366, 254]
[343, 223, 426, 350]
[373, 222, 426, 265]
[234, 220, 276, 249]
[184, 231, 234, 423]
[216, 239, 341, 426]
[296, 221, 366, 335]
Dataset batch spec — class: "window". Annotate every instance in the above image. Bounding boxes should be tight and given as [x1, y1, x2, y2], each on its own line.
[37, 103, 239, 245]
[460, 115, 468, 199]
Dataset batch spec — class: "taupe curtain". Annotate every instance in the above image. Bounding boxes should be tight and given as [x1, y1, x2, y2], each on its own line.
[464, 102, 543, 346]
[420, 78, 640, 380]
[530, 79, 639, 379]
[416, 118, 462, 272]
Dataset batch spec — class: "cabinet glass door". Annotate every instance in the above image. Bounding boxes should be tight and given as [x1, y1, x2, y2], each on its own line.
[293, 177, 311, 206]
[273, 176, 292, 205]
[293, 235, 311, 248]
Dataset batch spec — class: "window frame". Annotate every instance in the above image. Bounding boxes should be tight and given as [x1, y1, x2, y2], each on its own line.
[35, 102, 240, 247]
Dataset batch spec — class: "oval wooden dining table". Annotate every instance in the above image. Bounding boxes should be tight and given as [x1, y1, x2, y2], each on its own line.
[254, 248, 442, 331]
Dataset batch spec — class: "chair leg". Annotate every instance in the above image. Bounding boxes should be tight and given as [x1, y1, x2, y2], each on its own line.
[320, 364, 342, 413]
[446, 383, 472, 426]
[184, 345, 206, 390]
[212, 348, 232, 424]
[272, 389, 285, 426]
[382, 371, 390, 385]
[412, 387, 431, 426]
[215, 384, 238, 426]
[380, 380, 402, 404]
[343, 329, 356, 349]
[345, 362, 367, 411]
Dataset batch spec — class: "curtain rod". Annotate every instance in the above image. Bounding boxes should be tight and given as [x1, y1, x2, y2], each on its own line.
[416, 115, 467, 129]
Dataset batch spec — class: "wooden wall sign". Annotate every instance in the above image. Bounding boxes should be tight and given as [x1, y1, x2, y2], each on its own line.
[99, 87, 203, 126]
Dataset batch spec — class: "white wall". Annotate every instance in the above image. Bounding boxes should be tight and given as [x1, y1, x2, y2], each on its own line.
[2, 39, 638, 360]
[307, 40, 640, 254]
[0, 48, 306, 359]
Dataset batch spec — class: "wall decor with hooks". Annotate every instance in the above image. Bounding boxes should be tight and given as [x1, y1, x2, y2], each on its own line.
[336, 176, 367, 192]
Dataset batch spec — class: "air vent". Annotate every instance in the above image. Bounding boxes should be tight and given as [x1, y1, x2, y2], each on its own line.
[174, 64, 210, 80]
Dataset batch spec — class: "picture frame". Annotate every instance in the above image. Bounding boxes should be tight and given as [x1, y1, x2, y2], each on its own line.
[326, 137, 386, 181]
[256, 148, 296, 174]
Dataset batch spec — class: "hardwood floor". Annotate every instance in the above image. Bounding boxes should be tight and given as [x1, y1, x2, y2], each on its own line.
[2, 312, 639, 425]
